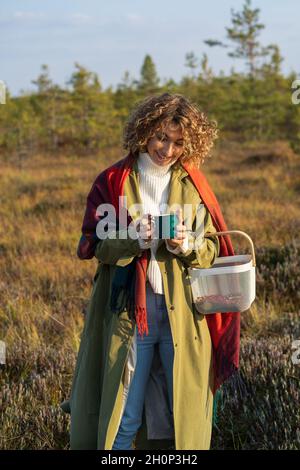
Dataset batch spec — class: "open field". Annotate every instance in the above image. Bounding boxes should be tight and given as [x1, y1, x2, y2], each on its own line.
[0, 140, 299, 449]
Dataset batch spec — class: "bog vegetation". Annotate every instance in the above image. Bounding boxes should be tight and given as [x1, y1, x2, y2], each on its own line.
[0, 0, 299, 449]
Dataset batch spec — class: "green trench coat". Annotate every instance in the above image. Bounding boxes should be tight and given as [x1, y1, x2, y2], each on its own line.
[60, 159, 220, 450]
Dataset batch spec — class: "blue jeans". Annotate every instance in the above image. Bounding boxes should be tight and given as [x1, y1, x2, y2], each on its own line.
[112, 283, 174, 450]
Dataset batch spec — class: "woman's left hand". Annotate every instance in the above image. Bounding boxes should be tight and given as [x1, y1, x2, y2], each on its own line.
[166, 208, 187, 249]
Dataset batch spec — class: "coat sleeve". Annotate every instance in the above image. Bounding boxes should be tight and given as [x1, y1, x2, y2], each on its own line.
[169, 206, 220, 269]
[77, 170, 143, 266]
[94, 229, 143, 266]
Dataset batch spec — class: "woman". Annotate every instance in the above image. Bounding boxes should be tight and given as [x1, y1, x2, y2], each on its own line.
[60, 93, 240, 450]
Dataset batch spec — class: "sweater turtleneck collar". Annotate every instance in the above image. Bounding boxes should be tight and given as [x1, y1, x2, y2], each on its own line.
[137, 151, 174, 177]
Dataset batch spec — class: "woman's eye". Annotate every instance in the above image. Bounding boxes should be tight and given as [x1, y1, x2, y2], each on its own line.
[155, 133, 183, 146]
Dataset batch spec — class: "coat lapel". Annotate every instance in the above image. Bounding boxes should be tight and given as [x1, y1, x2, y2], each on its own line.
[127, 158, 198, 224]
[124, 157, 201, 260]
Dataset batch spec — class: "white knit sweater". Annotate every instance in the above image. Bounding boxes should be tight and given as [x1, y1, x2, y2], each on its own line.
[137, 151, 188, 294]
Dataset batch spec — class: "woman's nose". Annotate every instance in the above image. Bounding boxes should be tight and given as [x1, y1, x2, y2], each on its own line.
[162, 141, 175, 156]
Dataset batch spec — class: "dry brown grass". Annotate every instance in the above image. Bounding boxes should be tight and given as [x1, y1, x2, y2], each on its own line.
[0, 142, 299, 449]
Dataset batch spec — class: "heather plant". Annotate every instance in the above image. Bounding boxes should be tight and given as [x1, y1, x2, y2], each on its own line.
[0, 143, 299, 450]
[211, 331, 300, 450]
[256, 241, 300, 309]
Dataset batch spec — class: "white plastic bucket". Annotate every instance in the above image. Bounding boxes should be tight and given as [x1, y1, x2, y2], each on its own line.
[188, 231, 256, 314]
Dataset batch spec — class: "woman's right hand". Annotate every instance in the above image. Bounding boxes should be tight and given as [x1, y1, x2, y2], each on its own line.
[135, 214, 154, 248]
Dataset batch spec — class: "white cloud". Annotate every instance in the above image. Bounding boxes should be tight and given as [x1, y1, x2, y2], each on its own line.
[14, 11, 46, 20]
[70, 13, 92, 23]
[126, 13, 143, 24]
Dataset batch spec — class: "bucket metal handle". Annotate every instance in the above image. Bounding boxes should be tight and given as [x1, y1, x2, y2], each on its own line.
[204, 230, 256, 267]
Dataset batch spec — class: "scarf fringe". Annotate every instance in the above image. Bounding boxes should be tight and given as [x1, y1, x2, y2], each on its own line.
[110, 260, 136, 320]
[135, 305, 149, 339]
[110, 263, 149, 338]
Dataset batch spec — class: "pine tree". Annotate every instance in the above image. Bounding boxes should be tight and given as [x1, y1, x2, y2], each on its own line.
[185, 52, 199, 79]
[204, 0, 270, 78]
[199, 53, 213, 83]
[66, 63, 102, 153]
[31, 64, 61, 152]
[226, 0, 268, 77]
[260, 44, 284, 78]
[138, 55, 160, 94]
[115, 71, 138, 126]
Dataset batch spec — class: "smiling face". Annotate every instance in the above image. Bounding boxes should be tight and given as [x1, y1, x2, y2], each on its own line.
[146, 120, 184, 166]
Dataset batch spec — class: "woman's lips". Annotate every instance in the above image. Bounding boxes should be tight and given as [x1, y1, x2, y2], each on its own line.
[156, 151, 171, 161]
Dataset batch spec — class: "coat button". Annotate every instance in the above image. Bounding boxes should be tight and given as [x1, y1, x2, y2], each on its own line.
[170, 305, 175, 310]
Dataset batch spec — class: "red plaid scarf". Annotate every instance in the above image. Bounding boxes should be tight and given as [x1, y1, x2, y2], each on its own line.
[77, 152, 240, 393]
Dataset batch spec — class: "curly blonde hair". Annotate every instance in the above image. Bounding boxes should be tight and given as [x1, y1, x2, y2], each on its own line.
[123, 92, 218, 167]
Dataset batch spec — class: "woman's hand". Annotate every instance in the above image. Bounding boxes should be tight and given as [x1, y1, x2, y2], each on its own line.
[135, 214, 155, 249]
[166, 208, 187, 249]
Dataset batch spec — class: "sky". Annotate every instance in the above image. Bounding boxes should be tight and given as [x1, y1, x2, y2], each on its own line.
[0, 0, 299, 96]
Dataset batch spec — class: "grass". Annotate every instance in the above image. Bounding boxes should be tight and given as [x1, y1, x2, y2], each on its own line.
[0, 140, 299, 449]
